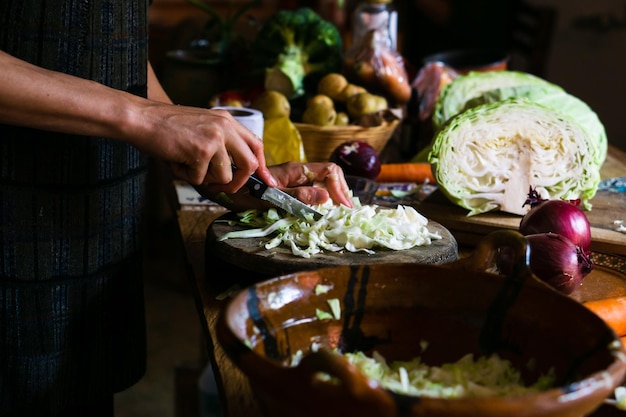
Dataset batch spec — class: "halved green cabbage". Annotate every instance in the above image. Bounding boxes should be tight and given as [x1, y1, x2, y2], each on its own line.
[463, 85, 608, 164]
[429, 98, 601, 216]
[432, 71, 563, 130]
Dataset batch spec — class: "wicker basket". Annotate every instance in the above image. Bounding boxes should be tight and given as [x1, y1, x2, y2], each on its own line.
[295, 118, 400, 162]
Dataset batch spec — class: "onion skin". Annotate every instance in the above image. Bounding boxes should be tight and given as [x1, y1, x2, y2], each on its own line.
[525, 233, 593, 295]
[520, 193, 592, 253]
[329, 140, 381, 180]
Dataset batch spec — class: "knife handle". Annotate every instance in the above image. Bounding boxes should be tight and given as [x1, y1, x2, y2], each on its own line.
[244, 174, 268, 199]
[232, 164, 268, 199]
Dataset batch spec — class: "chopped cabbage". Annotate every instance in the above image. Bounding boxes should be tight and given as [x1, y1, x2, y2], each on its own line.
[315, 309, 334, 320]
[314, 299, 340, 321]
[429, 98, 602, 216]
[615, 386, 626, 409]
[314, 284, 333, 295]
[218, 199, 442, 258]
[327, 298, 341, 319]
[342, 350, 555, 398]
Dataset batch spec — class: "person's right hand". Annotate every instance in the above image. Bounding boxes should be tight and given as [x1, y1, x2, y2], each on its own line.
[0, 51, 277, 193]
[129, 104, 277, 193]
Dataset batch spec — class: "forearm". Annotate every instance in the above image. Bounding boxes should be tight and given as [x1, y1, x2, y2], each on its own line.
[0, 50, 148, 140]
[0, 50, 274, 190]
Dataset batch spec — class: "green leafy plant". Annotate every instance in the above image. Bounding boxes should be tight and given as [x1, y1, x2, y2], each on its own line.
[252, 7, 344, 98]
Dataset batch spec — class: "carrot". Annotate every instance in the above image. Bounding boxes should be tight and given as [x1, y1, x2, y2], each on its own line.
[378, 50, 412, 104]
[583, 296, 626, 336]
[376, 163, 436, 184]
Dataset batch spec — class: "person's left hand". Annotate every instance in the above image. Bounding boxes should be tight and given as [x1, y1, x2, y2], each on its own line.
[197, 161, 354, 213]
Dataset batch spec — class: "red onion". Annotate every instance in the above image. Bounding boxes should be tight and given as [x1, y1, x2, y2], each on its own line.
[520, 188, 592, 253]
[329, 140, 381, 180]
[525, 233, 593, 295]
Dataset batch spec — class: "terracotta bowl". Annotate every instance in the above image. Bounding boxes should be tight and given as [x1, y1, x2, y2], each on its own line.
[217, 230, 626, 417]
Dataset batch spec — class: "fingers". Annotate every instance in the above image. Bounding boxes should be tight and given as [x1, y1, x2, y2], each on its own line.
[230, 130, 277, 187]
[214, 109, 277, 188]
[156, 105, 275, 192]
[288, 187, 332, 207]
[316, 165, 354, 208]
[271, 162, 354, 208]
[203, 149, 232, 184]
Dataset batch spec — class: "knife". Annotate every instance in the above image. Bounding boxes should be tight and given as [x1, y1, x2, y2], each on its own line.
[244, 174, 323, 221]
[237, 167, 323, 220]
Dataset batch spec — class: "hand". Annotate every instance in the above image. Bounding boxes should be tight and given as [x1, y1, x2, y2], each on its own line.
[197, 161, 354, 213]
[133, 105, 277, 193]
[270, 161, 354, 208]
[0, 51, 277, 192]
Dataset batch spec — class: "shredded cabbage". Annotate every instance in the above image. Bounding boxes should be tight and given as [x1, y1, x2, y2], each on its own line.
[315, 309, 334, 320]
[218, 199, 442, 258]
[342, 350, 555, 398]
[314, 284, 332, 295]
[615, 386, 626, 409]
[327, 298, 341, 319]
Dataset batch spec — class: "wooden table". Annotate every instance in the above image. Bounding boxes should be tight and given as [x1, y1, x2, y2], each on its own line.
[176, 145, 626, 417]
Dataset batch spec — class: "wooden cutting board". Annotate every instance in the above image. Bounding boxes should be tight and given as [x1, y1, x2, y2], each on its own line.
[414, 189, 626, 256]
[206, 214, 459, 277]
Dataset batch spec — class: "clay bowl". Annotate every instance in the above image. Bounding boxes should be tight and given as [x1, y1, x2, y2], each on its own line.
[217, 230, 626, 417]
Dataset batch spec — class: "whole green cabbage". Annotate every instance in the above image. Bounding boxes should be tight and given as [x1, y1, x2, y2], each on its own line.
[432, 72, 608, 164]
[429, 98, 602, 216]
[432, 71, 563, 130]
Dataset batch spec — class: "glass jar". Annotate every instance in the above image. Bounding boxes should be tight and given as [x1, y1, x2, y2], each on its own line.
[351, 0, 398, 51]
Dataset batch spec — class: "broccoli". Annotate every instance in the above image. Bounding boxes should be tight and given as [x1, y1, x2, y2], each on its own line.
[253, 8, 343, 99]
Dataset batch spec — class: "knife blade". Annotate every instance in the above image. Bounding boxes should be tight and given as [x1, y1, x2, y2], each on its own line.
[241, 170, 323, 221]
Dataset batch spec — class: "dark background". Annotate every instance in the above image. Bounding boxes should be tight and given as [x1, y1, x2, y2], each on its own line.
[148, 0, 626, 152]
